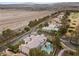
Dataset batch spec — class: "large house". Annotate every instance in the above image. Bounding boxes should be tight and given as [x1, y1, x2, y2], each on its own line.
[19, 34, 47, 55]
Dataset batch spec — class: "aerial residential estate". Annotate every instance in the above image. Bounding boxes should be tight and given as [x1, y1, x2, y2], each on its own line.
[0, 2, 79, 56]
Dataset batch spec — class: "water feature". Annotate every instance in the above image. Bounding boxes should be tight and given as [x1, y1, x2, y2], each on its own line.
[41, 42, 53, 54]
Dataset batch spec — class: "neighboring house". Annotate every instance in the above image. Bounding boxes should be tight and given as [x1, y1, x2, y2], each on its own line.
[56, 12, 64, 23]
[42, 24, 61, 31]
[42, 13, 63, 31]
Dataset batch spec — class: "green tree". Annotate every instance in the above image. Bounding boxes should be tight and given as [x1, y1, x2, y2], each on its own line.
[38, 24, 44, 28]
[55, 31, 61, 48]
[44, 22, 49, 27]
[7, 45, 19, 53]
[24, 26, 30, 32]
[29, 48, 48, 56]
[2, 29, 16, 39]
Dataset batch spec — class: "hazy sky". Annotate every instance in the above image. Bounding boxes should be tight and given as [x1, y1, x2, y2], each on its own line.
[0, 0, 78, 3]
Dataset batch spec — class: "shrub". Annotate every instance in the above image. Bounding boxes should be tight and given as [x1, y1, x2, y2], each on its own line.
[29, 48, 48, 56]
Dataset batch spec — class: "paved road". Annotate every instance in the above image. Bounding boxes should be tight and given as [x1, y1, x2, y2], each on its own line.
[60, 38, 76, 51]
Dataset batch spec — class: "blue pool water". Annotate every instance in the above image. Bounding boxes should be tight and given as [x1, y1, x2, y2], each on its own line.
[41, 42, 53, 54]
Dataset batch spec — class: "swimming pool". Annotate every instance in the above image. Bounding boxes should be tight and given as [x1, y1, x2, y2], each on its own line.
[41, 42, 53, 54]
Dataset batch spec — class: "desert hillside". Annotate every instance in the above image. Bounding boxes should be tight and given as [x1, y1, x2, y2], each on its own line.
[0, 9, 52, 33]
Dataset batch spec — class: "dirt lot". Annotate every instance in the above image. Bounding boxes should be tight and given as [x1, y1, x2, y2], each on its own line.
[0, 9, 52, 33]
